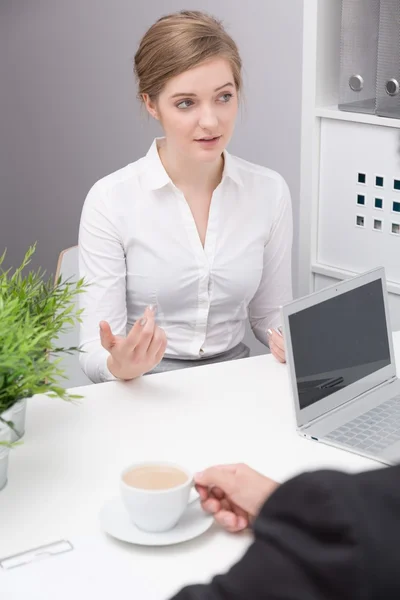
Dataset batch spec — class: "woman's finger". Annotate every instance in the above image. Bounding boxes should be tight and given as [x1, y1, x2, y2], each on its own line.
[99, 321, 115, 351]
[267, 329, 284, 350]
[132, 311, 156, 355]
[220, 498, 232, 512]
[271, 341, 285, 363]
[201, 497, 221, 514]
[210, 486, 225, 500]
[151, 329, 167, 366]
[273, 333, 285, 353]
[125, 314, 150, 351]
[195, 484, 209, 501]
[234, 504, 250, 520]
[214, 510, 248, 533]
[147, 327, 167, 358]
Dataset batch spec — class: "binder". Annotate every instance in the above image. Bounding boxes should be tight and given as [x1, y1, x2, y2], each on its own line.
[376, 0, 400, 118]
[338, 0, 380, 114]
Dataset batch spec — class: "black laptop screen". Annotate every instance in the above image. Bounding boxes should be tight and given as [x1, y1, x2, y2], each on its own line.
[289, 279, 391, 410]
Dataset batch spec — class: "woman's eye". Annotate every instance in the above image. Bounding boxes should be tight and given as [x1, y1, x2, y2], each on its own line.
[219, 93, 233, 103]
[176, 99, 194, 109]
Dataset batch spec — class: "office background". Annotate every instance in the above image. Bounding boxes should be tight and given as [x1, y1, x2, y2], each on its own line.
[0, 0, 304, 356]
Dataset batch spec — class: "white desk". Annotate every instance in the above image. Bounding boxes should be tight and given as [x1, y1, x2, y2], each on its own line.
[1, 331, 399, 598]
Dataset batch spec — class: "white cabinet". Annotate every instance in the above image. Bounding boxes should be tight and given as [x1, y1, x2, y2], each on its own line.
[298, 0, 400, 330]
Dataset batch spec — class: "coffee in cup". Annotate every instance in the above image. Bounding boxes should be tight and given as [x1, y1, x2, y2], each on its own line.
[122, 464, 188, 491]
[120, 462, 193, 533]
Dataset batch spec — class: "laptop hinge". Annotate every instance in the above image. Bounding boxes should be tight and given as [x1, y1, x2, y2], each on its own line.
[300, 375, 398, 430]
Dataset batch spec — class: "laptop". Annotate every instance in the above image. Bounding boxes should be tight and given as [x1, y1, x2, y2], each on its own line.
[281, 267, 400, 466]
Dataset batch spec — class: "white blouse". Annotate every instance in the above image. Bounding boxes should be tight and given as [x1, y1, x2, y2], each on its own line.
[78, 138, 293, 383]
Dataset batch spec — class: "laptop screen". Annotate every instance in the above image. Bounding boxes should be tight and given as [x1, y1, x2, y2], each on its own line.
[289, 279, 391, 410]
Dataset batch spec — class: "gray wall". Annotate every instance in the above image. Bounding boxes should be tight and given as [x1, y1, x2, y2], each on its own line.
[0, 4, 15, 253]
[1, 1, 304, 356]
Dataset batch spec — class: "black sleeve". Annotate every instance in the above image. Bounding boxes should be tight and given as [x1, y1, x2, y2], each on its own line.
[169, 465, 400, 600]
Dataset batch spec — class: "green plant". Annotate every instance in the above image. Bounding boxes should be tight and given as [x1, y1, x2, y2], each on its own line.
[0, 244, 87, 436]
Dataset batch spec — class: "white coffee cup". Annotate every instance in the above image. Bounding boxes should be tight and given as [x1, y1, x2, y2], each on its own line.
[120, 461, 194, 533]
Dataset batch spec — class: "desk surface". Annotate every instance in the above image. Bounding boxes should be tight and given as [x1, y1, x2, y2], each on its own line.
[1, 332, 399, 597]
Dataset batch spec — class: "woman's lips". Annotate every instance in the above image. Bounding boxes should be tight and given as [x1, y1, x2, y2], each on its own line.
[194, 136, 222, 147]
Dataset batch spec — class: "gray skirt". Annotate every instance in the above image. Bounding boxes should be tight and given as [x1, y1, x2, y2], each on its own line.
[148, 342, 250, 375]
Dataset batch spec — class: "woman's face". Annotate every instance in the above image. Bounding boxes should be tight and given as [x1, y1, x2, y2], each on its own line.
[144, 58, 239, 163]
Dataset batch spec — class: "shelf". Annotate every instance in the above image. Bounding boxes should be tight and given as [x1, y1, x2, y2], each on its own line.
[315, 106, 400, 129]
[311, 263, 400, 296]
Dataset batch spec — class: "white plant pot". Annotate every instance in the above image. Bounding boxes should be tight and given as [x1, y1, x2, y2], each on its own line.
[9, 398, 27, 442]
[0, 414, 11, 492]
[0, 399, 28, 491]
[1, 398, 27, 443]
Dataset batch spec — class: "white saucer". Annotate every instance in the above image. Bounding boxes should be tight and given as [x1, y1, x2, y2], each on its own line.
[99, 497, 214, 546]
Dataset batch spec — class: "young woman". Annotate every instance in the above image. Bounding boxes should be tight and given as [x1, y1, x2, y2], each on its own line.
[78, 10, 292, 383]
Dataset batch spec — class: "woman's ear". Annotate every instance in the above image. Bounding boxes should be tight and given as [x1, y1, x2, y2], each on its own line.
[142, 94, 159, 120]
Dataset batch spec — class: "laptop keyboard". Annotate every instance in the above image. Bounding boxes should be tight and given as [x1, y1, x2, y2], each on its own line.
[325, 395, 400, 454]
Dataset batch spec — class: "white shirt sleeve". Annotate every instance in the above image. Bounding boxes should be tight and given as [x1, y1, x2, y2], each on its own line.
[248, 176, 293, 346]
[78, 182, 126, 383]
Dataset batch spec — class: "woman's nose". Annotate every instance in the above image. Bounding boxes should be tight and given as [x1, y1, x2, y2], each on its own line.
[198, 107, 218, 130]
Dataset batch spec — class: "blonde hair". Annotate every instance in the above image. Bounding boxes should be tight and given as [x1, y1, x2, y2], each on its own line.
[134, 10, 242, 101]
